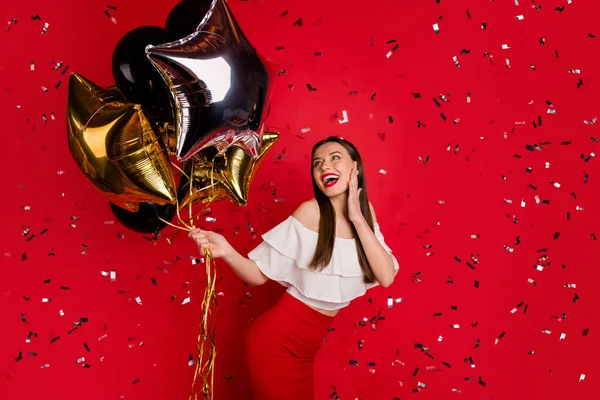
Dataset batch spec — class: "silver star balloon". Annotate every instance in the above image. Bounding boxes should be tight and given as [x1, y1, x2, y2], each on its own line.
[145, 0, 278, 161]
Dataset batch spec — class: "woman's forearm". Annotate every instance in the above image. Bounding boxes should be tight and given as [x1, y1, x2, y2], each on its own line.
[352, 217, 396, 287]
[223, 248, 268, 286]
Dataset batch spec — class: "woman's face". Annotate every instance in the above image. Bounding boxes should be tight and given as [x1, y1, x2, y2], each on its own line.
[312, 142, 357, 197]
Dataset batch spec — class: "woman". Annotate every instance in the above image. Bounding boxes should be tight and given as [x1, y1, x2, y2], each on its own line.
[189, 136, 399, 399]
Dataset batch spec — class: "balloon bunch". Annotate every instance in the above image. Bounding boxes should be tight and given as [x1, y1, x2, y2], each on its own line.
[67, 0, 279, 235]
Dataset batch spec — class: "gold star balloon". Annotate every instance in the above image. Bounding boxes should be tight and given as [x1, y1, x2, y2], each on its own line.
[177, 131, 279, 208]
[66, 73, 177, 212]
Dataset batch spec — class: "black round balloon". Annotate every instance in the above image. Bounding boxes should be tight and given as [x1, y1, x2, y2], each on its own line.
[109, 202, 176, 234]
[165, 0, 213, 39]
[112, 26, 173, 123]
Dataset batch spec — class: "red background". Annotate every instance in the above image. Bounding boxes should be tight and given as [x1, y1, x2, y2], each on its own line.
[1, 0, 599, 399]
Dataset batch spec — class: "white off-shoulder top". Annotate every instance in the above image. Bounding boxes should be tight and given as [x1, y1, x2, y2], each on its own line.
[247, 216, 399, 310]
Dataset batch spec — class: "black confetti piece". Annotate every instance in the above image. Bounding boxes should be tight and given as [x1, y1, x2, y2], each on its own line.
[582, 329, 590, 336]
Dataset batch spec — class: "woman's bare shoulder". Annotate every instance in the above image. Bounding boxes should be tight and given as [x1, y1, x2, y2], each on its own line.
[291, 198, 319, 227]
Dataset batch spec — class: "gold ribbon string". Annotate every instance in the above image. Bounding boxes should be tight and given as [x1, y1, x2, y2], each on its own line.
[189, 247, 217, 400]
[157, 153, 221, 400]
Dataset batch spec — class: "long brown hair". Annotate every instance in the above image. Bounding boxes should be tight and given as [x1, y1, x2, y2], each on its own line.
[308, 136, 375, 284]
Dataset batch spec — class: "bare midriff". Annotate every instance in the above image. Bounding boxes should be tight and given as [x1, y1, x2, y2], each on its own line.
[306, 304, 339, 317]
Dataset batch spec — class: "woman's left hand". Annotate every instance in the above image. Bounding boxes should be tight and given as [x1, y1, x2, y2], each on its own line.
[347, 166, 363, 223]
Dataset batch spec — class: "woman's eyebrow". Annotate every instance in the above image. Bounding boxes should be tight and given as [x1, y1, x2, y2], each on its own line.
[312, 151, 342, 161]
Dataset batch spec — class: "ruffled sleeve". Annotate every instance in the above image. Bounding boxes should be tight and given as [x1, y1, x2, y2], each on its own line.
[247, 216, 398, 305]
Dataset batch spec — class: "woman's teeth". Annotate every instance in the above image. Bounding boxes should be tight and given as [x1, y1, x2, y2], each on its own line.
[323, 175, 339, 187]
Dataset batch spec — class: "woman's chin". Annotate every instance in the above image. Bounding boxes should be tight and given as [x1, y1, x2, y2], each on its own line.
[321, 187, 346, 198]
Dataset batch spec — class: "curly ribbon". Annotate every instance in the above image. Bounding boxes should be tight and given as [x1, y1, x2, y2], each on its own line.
[189, 247, 218, 400]
[159, 156, 220, 400]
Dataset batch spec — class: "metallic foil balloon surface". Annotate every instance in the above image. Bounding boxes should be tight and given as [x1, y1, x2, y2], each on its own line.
[178, 131, 279, 208]
[145, 0, 278, 161]
[66, 73, 177, 212]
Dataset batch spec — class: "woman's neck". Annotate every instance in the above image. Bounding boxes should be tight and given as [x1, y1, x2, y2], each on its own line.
[329, 194, 348, 219]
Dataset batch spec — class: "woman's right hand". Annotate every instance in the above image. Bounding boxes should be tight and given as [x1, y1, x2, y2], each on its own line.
[188, 228, 233, 259]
